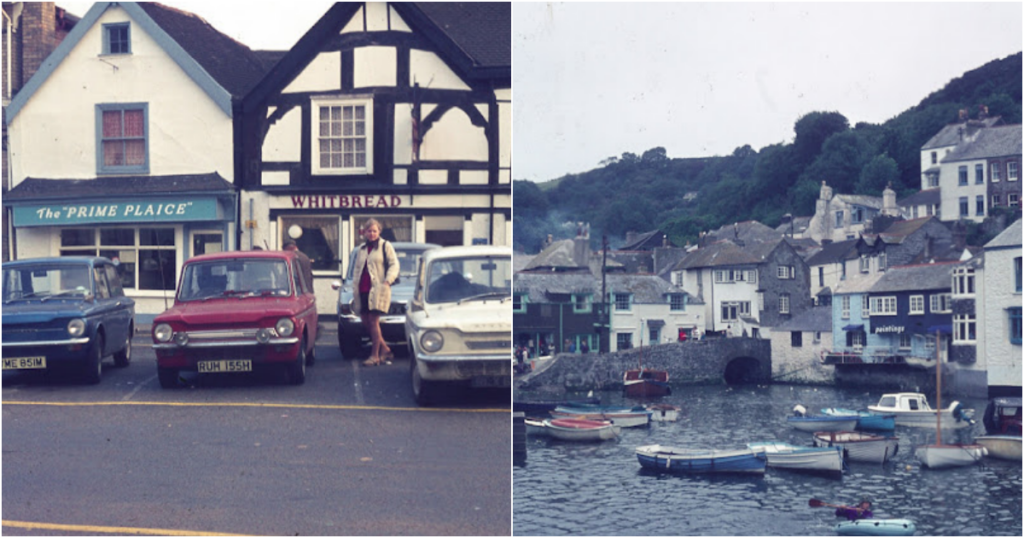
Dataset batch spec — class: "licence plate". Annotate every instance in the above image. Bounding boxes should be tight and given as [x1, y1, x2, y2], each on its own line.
[198, 360, 252, 373]
[470, 375, 511, 388]
[2, 356, 47, 370]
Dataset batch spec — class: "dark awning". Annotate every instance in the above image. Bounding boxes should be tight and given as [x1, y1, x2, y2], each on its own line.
[646, 319, 665, 329]
[926, 325, 952, 335]
[842, 324, 864, 331]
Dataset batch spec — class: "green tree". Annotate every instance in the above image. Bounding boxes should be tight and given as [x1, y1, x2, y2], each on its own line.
[856, 154, 901, 195]
[793, 111, 850, 164]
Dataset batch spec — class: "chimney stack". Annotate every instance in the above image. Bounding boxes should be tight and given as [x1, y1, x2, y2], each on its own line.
[20, 3, 58, 88]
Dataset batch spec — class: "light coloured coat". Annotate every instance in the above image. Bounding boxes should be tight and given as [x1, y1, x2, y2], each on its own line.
[351, 240, 400, 315]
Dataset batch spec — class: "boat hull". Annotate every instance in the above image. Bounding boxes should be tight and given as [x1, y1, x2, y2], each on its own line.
[513, 396, 600, 414]
[835, 519, 916, 536]
[788, 416, 859, 433]
[916, 444, 986, 468]
[647, 404, 680, 422]
[525, 418, 549, 437]
[623, 369, 671, 397]
[822, 408, 896, 431]
[746, 442, 844, 474]
[636, 444, 766, 474]
[813, 431, 900, 463]
[545, 418, 619, 442]
[550, 409, 650, 428]
[975, 435, 1022, 460]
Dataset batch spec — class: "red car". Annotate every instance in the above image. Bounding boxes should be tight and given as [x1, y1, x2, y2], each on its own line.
[152, 250, 318, 388]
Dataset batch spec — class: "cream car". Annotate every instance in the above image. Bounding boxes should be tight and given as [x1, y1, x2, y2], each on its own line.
[405, 245, 512, 405]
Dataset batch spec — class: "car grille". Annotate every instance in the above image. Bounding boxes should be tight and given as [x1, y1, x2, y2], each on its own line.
[465, 339, 512, 350]
[455, 361, 510, 377]
[188, 347, 268, 362]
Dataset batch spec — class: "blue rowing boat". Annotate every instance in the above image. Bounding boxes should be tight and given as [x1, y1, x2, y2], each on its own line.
[636, 444, 767, 474]
[822, 408, 897, 431]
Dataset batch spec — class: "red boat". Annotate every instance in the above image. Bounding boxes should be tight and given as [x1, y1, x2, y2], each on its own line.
[623, 368, 671, 397]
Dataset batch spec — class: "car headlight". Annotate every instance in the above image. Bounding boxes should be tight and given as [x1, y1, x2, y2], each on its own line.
[173, 331, 189, 347]
[420, 330, 444, 353]
[154, 323, 173, 343]
[67, 318, 86, 337]
[276, 318, 295, 338]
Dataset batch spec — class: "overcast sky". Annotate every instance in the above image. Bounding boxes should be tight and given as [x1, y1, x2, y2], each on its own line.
[513, 2, 1023, 183]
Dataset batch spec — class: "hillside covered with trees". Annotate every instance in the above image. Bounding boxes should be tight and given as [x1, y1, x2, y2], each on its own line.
[514, 52, 1022, 253]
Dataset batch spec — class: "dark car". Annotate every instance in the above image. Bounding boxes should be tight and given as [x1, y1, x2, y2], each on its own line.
[151, 250, 318, 388]
[2, 256, 135, 383]
[331, 242, 439, 358]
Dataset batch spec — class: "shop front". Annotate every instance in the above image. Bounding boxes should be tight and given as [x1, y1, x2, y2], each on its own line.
[3, 175, 237, 321]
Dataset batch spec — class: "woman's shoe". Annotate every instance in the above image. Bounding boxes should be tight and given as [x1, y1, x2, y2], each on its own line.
[362, 356, 382, 366]
[381, 350, 395, 365]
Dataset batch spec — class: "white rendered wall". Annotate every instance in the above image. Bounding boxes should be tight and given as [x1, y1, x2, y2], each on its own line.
[410, 50, 470, 91]
[984, 247, 1023, 389]
[770, 331, 835, 384]
[263, 106, 302, 163]
[283, 51, 342, 94]
[420, 107, 488, 162]
[939, 158, 988, 223]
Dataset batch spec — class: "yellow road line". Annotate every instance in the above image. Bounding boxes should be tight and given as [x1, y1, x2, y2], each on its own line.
[2, 519, 244, 536]
[1, 400, 509, 413]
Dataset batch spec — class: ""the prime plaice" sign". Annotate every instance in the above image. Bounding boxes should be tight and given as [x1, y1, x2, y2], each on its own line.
[12, 199, 221, 226]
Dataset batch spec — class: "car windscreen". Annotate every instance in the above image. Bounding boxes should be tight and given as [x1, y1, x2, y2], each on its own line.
[178, 259, 291, 301]
[424, 256, 511, 304]
[3, 264, 91, 302]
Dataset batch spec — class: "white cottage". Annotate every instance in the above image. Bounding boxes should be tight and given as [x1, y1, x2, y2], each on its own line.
[981, 219, 1022, 397]
[238, 2, 511, 314]
[3, 2, 269, 319]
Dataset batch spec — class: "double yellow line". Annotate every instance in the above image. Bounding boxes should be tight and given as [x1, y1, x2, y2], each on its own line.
[2, 400, 509, 413]
[2, 520, 242, 536]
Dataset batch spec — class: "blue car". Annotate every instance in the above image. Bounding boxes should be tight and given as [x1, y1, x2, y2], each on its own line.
[2, 257, 135, 383]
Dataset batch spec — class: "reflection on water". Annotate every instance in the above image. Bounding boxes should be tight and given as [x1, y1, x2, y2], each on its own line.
[513, 385, 1022, 536]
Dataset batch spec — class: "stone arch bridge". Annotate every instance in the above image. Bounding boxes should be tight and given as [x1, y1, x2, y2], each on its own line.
[515, 338, 772, 394]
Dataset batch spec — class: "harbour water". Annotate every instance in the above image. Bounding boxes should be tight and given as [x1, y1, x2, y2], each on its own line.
[513, 385, 1022, 536]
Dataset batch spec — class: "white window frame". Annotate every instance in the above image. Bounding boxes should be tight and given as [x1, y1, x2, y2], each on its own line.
[861, 294, 870, 318]
[1009, 161, 1019, 182]
[1010, 193, 1020, 207]
[779, 293, 790, 314]
[899, 333, 912, 350]
[777, 265, 793, 279]
[909, 295, 925, 315]
[952, 268, 975, 296]
[930, 293, 952, 313]
[991, 162, 1002, 182]
[859, 256, 870, 273]
[870, 296, 897, 316]
[614, 293, 632, 311]
[953, 314, 977, 343]
[841, 295, 851, 320]
[670, 294, 685, 311]
[311, 97, 374, 176]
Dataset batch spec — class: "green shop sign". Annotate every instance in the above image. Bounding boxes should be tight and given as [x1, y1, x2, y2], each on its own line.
[12, 198, 222, 227]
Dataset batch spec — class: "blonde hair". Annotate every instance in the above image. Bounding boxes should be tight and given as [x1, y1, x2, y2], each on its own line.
[363, 218, 382, 233]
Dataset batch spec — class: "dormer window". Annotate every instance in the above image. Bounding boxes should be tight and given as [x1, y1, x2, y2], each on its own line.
[103, 23, 131, 55]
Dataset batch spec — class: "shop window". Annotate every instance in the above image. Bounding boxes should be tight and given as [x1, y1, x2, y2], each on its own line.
[281, 215, 341, 273]
[311, 98, 373, 175]
[102, 23, 131, 55]
[899, 333, 912, 350]
[60, 227, 175, 291]
[97, 103, 148, 174]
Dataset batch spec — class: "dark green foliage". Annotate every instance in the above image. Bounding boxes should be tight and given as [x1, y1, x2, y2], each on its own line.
[514, 53, 1022, 254]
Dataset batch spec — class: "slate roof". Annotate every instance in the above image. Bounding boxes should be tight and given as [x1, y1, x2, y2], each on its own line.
[415, 2, 511, 69]
[774, 306, 832, 332]
[869, 262, 957, 293]
[921, 118, 1002, 150]
[673, 240, 778, 270]
[513, 272, 597, 303]
[805, 239, 858, 266]
[3, 174, 234, 201]
[943, 124, 1023, 162]
[877, 217, 936, 244]
[606, 273, 700, 304]
[834, 194, 883, 209]
[775, 216, 811, 235]
[138, 2, 271, 97]
[522, 240, 584, 271]
[832, 271, 886, 295]
[898, 188, 941, 207]
[985, 219, 1022, 250]
[705, 220, 783, 245]
[619, 230, 663, 251]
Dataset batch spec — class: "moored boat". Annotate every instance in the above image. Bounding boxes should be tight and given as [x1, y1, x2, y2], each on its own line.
[623, 368, 671, 397]
[813, 431, 899, 463]
[822, 408, 896, 431]
[867, 392, 973, 429]
[835, 518, 917, 536]
[745, 441, 844, 474]
[788, 406, 858, 432]
[916, 443, 987, 468]
[974, 435, 1022, 460]
[545, 418, 619, 442]
[636, 444, 767, 474]
[551, 404, 651, 428]
[647, 403, 680, 422]
[513, 395, 601, 415]
[525, 417, 549, 436]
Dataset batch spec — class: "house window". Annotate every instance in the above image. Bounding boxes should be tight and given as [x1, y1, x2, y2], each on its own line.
[861, 294, 870, 318]
[1016, 257, 1022, 293]
[649, 327, 660, 344]
[835, 211, 844, 228]
[909, 295, 925, 314]
[930, 293, 952, 313]
[993, 194, 1002, 207]
[930, 151, 937, 165]
[1009, 161, 1019, 182]
[103, 23, 131, 55]
[281, 215, 343, 272]
[779, 293, 790, 314]
[813, 331, 821, 344]
[791, 331, 803, 348]
[847, 330, 865, 348]
[573, 293, 592, 313]
[975, 164, 984, 184]
[958, 166, 968, 186]
[817, 266, 824, 287]
[1010, 307, 1022, 345]
[614, 293, 631, 311]
[1010, 194, 1020, 207]
[976, 195, 985, 217]
[670, 294, 685, 311]
[991, 162, 1002, 182]
[870, 296, 897, 315]
[513, 293, 527, 314]
[721, 303, 739, 322]
[777, 265, 793, 279]
[859, 256, 870, 273]
[97, 103, 148, 174]
[616, 332, 633, 350]
[927, 172, 939, 188]
[312, 98, 373, 175]
[952, 268, 975, 296]
[841, 296, 851, 319]
[59, 227, 175, 291]
[878, 252, 886, 272]
[954, 314, 977, 343]
[899, 333, 912, 350]
[959, 197, 968, 217]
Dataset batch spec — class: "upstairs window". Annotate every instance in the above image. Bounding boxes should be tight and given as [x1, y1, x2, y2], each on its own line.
[840, 296, 851, 319]
[859, 256, 870, 273]
[927, 172, 939, 188]
[991, 162, 1002, 182]
[958, 166, 968, 186]
[930, 293, 952, 313]
[953, 314, 977, 343]
[975, 164, 984, 184]
[103, 23, 131, 55]
[572, 293, 592, 313]
[930, 151, 937, 165]
[1010, 307, 1022, 345]
[776, 265, 794, 279]
[976, 195, 985, 217]
[909, 295, 925, 314]
[952, 268, 975, 296]
[870, 296, 897, 316]
[834, 211, 844, 228]
[779, 293, 790, 314]
[97, 104, 148, 174]
[669, 294, 685, 311]
[614, 293, 631, 311]
[312, 98, 373, 175]
[959, 197, 969, 217]
[513, 293, 527, 314]
[1009, 161, 1019, 182]
[1016, 257, 1022, 293]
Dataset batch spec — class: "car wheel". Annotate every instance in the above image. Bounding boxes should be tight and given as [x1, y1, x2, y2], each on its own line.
[411, 356, 436, 406]
[83, 334, 103, 385]
[288, 337, 307, 385]
[113, 326, 132, 367]
[340, 336, 363, 360]
[306, 336, 316, 366]
[158, 367, 179, 389]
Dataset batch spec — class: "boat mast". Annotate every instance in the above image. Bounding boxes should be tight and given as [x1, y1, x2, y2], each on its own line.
[935, 330, 942, 446]
[639, 318, 644, 371]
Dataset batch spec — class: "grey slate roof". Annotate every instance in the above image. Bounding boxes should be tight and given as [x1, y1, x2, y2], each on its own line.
[705, 220, 783, 245]
[898, 188, 941, 207]
[806, 239, 858, 266]
[674, 239, 781, 270]
[869, 262, 958, 293]
[4, 174, 233, 201]
[921, 118, 1002, 150]
[522, 240, 582, 271]
[878, 217, 937, 244]
[985, 219, 1022, 250]
[776, 216, 811, 235]
[606, 273, 700, 304]
[832, 271, 886, 295]
[943, 124, 1023, 162]
[834, 194, 883, 209]
[415, 2, 511, 68]
[775, 306, 832, 332]
[513, 272, 597, 303]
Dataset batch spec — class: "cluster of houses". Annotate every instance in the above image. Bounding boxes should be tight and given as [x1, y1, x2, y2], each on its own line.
[2, 1, 511, 320]
[514, 112, 1021, 399]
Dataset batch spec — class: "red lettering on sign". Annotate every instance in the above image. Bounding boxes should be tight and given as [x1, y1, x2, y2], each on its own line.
[291, 196, 305, 208]
[352, 196, 362, 208]
[376, 196, 388, 208]
[364, 195, 373, 208]
[391, 195, 401, 208]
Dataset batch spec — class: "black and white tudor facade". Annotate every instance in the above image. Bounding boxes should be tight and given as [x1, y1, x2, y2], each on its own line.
[238, 2, 511, 313]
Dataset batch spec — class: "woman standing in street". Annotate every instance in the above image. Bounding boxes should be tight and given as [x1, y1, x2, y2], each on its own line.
[351, 218, 400, 366]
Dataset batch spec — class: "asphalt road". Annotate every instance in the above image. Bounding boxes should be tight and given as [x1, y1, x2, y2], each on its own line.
[2, 327, 511, 536]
